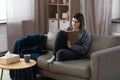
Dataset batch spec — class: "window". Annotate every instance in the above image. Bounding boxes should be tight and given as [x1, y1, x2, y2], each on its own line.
[112, 0, 120, 19]
[0, 0, 6, 23]
[112, 0, 120, 23]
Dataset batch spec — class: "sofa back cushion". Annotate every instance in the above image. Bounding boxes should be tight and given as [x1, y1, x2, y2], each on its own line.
[46, 30, 59, 50]
[87, 34, 120, 57]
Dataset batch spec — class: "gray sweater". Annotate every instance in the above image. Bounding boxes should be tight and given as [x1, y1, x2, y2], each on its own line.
[67, 27, 91, 57]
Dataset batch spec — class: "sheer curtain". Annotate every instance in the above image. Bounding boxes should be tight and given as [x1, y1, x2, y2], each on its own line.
[7, 0, 45, 50]
[82, 0, 112, 35]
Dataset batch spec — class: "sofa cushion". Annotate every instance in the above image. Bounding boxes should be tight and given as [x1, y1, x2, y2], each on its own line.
[87, 34, 120, 57]
[49, 59, 90, 78]
[37, 51, 53, 70]
[46, 30, 59, 50]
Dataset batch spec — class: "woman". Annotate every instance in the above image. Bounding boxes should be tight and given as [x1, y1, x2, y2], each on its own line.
[47, 12, 91, 63]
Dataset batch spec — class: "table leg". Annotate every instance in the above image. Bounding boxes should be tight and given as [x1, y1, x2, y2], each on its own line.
[0, 69, 3, 80]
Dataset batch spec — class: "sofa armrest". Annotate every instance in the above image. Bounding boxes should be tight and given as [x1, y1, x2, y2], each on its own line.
[90, 45, 120, 80]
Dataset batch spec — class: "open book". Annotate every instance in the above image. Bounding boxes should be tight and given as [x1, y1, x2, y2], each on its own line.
[66, 31, 78, 42]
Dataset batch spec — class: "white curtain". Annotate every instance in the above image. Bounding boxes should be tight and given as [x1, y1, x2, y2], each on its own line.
[82, 0, 112, 35]
[7, 0, 45, 50]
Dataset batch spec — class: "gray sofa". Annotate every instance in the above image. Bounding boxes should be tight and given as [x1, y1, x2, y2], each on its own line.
[37, 30, 120, 80]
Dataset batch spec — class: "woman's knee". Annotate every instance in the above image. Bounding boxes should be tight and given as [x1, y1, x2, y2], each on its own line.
[57, 30, 68, 38]
[56, 49, 64, 56]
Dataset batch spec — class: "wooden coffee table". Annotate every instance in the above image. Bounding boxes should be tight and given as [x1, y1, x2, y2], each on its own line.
[0, 58, 36, 80]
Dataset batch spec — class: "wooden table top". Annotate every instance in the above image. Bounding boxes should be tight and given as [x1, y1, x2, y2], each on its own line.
[0, 58, 36, 70]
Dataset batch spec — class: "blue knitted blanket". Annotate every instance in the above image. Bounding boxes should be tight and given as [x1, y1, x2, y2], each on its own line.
[12, 34, 48, 59]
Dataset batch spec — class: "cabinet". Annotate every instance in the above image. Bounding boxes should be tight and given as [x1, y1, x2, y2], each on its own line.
[45, 0, 80, 33]
[59, 20, 69, 30]
[49, 19, 58, 31]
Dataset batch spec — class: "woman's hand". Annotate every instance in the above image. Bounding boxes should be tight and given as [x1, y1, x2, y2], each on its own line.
[67, 40, 72, 49]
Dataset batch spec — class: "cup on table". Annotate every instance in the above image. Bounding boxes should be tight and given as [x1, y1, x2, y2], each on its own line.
[24, 54, 31, 63]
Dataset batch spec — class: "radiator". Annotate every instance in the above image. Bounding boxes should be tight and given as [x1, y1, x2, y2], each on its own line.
[112, 32, 120, 36]
[0, 34, 8, 52]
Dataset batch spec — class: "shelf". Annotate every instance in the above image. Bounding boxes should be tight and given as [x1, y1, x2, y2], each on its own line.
[48, 3, 69, 5]
[45, 0, 80, 33]
[47, 3, 58, 5]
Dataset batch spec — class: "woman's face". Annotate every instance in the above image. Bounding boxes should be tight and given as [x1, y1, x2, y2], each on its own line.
[72, 18, 80, 30]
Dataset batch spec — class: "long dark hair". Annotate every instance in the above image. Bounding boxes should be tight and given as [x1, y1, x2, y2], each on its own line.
[72, 12, 85, 29]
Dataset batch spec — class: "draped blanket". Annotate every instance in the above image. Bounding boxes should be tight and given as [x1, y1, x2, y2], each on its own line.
[12, 34, 48, 60]
[10, 34, 48, 80]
